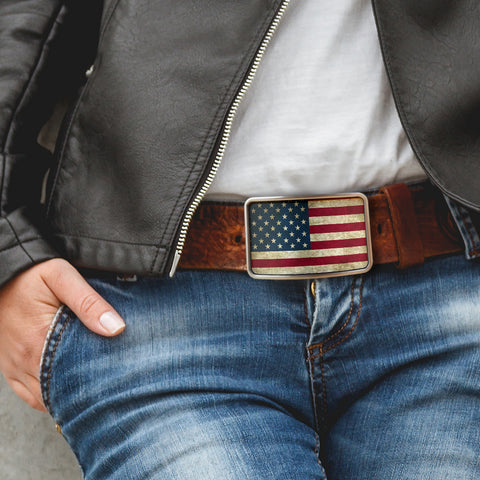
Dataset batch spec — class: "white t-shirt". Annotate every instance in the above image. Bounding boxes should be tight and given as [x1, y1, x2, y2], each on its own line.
[205, 0, 427, 201]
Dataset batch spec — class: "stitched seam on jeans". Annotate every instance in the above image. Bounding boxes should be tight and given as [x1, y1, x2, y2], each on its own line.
[44, 310, 73, 413]
[308, 278, 365, 439]
[307, 277, 356, 353]
[323, 278, 356, 345]
[39, 305, 65, 381]
[323, 276, 365, 354]
[306, 348, 321, 441]
[318, 346, 327, 432]
[310, 276, 365, 358]
[314, 432, 327, 478]
[306, 351, 328, 478]
[314, 432, 321, 464]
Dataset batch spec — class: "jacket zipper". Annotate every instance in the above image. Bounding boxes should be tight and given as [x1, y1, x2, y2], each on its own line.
[169, 0, 291, 277]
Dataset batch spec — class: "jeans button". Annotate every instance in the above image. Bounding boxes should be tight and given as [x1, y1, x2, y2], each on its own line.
[310, 281, 316, 297]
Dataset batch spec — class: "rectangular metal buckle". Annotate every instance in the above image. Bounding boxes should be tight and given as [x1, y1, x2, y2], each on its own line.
[244, 193, 373, 280]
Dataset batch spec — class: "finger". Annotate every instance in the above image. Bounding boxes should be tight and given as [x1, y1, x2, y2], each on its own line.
[43, 260, 126, 337]
[22, 371, 48, 411]
[9, 378, 47, 412]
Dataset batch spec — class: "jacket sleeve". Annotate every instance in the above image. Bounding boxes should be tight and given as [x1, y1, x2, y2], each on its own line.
[0, 0, 102, 289]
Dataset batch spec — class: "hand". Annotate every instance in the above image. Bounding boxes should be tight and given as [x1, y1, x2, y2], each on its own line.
[0, 258, 125, 412]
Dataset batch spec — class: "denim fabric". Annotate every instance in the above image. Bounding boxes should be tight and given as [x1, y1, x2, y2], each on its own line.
[40, 254, 480, 480]
[444, 196, 480, 261]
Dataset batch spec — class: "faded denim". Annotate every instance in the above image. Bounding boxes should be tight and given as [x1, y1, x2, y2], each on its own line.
[40, 251, 480, 479]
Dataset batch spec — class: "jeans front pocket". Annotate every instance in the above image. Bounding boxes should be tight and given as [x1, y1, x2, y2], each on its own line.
[39, 304, 74, 416]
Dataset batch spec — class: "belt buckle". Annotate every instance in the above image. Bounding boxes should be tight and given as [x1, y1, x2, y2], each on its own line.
[244, 193, 373, 280]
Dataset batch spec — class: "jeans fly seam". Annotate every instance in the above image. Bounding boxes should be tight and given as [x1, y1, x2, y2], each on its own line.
[314, 432, 327, 478]
[324, 276, 365, 353]
[44, 312, 73, 414]
[318, 346, 327, 432]
[323, 277, 356, 345]
[310, 276, 365, 358]
[308, 277, 365, 439]
[307, 348, 325, 464]
[307, 276, 356, 353]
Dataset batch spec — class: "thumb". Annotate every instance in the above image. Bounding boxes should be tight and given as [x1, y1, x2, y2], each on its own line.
[43, 259, 126, 336]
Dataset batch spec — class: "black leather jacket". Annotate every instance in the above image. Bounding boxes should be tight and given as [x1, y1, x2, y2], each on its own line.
[1, 0, 479, 288]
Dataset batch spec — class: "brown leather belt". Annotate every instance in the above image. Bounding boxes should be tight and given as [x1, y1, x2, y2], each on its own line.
[178, 183, 463, 273]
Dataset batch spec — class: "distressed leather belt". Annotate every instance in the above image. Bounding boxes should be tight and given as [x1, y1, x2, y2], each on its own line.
[178, 183, 463, 276]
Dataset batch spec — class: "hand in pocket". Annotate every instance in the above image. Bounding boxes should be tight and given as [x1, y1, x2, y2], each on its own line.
[0, 258, 126, 411]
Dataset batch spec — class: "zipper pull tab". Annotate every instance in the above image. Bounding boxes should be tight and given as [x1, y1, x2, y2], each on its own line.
[85, 64, 95, 78]
[169, 251, 181, 278]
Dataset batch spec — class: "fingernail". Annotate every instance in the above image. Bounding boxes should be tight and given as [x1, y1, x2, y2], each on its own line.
[99, 311, 125, 334]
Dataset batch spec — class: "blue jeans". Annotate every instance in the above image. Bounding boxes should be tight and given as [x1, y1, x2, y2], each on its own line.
[40, 254, 480, 479]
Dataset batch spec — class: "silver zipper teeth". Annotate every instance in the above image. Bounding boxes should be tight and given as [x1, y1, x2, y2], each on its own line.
[169, 0, 291, 277]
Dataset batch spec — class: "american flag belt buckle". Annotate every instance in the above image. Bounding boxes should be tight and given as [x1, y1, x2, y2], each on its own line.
[244, 193, 373, 280]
